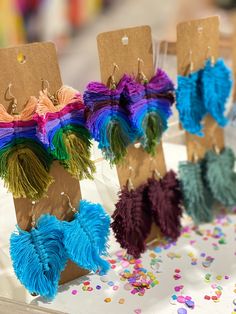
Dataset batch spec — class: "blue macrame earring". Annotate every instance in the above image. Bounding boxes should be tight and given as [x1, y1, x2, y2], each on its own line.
[60, 192, 110, 275]
[10, 202, 67, 300]
[176, 50, 207, 136]
[202, 48, 232, 127]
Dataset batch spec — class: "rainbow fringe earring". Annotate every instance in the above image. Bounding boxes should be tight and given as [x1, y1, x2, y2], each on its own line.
[34, 83, 95, 180]
[10, 202, 67, 300]
[178, 154, 214, 224]
[176, 51, 206, 136]
[60, 192, 110, 275]
[84, 64, 136, 164]
[146, 169, 183, 240]
[123, 59, 174, 155]
[204, 146, 236, 207]
[0, 85, 53, 199]
[111, 170, 152, 258]
[202, 53, 232, 127]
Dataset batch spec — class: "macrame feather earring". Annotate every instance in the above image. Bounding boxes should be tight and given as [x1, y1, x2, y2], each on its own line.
[202, 55, 232, 127]
[84, 64, 136, 164]
[35, 84, 95, 180]
[10, 202, 67, 300]
[204, 146, 236, 207]
[111, 175, 152, 258]
[60, 193, 110, 275]
[176, 52, 206, 136]
[123, 59, 174, 155]
[147, 169, 183, 240]
[178, 154, 214, 224]
[0, 86, 53, 199]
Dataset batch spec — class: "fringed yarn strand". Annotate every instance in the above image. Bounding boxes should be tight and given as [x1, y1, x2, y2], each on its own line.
[10, 215, 67, 300]
[179, 161, 213, 224]
[62, 200, 110, 275]
[111, 184, 152, 258]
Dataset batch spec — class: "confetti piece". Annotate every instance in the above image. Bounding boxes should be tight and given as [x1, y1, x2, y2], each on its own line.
[71, 290, 77, 295]
[104, 298, 111, 303]
[134, 309, 142, 314]
[100, 275, 109, 283]
[185, 299, 194, 308]
[204, 295, 211, 300]
[113, 285, 119, 291]
[177, 308, 187, 314]
[177, 296, 186, 303]
[96, 285, 101, 290]
[83, 281, 90, 286]
[108, 281, 114, 286]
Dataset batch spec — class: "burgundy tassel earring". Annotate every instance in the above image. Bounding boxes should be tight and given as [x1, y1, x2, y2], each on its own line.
[111, 175, 152, 259]
[147, 170, 183, 240]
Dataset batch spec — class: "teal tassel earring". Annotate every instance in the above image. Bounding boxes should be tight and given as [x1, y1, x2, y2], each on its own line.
[10, 202, 67, 300]
[176, 50, 206, 136]
[202, 55, 232, 127]
[204, 146, 236, 207]
[60, 193, 110, 275]
[178, 155, 214, 224]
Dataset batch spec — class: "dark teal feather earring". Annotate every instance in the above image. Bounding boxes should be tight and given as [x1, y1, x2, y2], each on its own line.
[178, 154, 214, 224]
[204, 146, 236, 207]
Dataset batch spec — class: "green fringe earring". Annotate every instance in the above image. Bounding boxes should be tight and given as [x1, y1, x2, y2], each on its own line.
[204, 146, 236, 207]
[178, 155, 214, 224]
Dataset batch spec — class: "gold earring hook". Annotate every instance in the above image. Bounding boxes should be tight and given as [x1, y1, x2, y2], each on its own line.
[189, 50, 194, 73]
[149, 157, 162, 180]
[30, 201, 36, 228]
[207, 46, 215, 66]
[41, 78, 58, 105]
[61, 192, 77, 213]
[137, 58, 148, 84]
[108, 63, 119, 90]
[41, 78, 50, 92]
[127, 166, 134, 191]
[5, 83, 18, 115]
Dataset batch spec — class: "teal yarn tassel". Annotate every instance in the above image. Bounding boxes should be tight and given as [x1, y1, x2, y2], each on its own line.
[62, 200, 110, 275]
[179, 160, 213, 224]
[10, 215, 67, 300]
[202, 59, 232, 127]
[204, 147, 236, 207]
[176, 70, 206, 136]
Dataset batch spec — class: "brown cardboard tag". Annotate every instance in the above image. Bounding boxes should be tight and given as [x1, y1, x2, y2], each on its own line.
[0, 42, 87, 284]
[97, 26, 167, 187]
[97, 26, 166, 242]
[176, 16, 224, 161]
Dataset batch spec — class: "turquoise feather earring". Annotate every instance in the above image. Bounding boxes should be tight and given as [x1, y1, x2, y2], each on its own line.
[176, 50, 206, 136]
[178, 153, 214, 224]
[10, 202, 67, 300]
[202, 48, 232, 127]
[204, 146, 236, 207]
[60, 192, 110, 275]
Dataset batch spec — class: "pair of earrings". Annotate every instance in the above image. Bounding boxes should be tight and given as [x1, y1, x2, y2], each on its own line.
[10, 194, 110, 300]
[0, 83, 95, 200]
[84, 60, 174, 164]
[179, 146, 236, 224]
[111, 168, 183, 258]
[176, 52, 232, 136]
